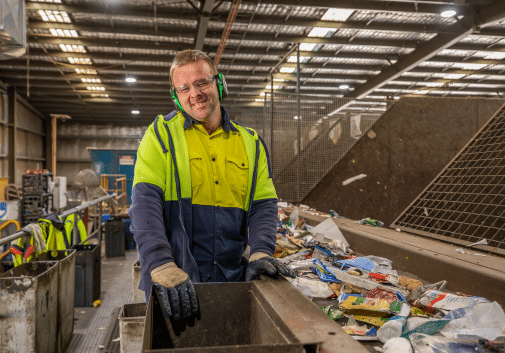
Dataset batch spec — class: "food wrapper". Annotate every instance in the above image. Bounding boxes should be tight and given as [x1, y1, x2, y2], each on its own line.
[274, 247, 298, 258]
[363, 287, 397, 301]
[286, 234, 304, 248]
[351, 310, 390, 327]
[340, 296, 402, 314]
[322, 305, 345, 320]
[414, 289, 489, 313]
[411, 306, 434, 317]
[399, 275, 424, 291]
[401, 319, 450, 339]
[312, 258, 340, 282]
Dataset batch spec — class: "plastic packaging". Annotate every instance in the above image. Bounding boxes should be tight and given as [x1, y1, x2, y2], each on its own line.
[409, 333, 490, 353]
[377, 316, 407, 343]
[382, 337, 413, 353]
[439, 301, 505, 341]
[287, 277, 334, 299]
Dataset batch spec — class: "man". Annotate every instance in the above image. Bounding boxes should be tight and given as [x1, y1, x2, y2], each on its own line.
[129, 49, 294, 321]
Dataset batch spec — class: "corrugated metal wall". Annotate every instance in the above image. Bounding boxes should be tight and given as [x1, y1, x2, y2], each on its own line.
[0, 84, 46, 185]
[57, 123, 147, 186]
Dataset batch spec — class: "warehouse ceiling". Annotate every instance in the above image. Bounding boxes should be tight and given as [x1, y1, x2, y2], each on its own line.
[1, 0, 505, 124]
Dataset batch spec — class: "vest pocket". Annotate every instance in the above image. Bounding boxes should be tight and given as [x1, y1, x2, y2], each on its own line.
[189, 152, 203, 197]
[225, 155, 248, 205]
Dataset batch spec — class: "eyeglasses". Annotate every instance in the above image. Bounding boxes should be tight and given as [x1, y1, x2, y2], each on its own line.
[174, 75, 217, 95]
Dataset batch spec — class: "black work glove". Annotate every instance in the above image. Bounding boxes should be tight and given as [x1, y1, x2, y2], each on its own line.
[245, 253, 296, 281]
[151, 262, 199, 320]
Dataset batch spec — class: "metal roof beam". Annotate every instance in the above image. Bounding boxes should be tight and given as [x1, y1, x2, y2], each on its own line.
[26, 0, 470, 16]
[194, 0, 216, 50]
[349, 1, 505, 99]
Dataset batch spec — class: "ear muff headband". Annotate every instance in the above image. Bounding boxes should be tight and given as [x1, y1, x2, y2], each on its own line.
[171, 89, 184, 112]
[216, 73, 228, 101]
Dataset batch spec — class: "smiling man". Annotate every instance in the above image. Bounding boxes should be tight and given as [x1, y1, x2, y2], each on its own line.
[129, 50, 295, 321]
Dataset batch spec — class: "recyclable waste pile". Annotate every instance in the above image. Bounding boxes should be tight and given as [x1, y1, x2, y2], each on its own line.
[275, 206, 505, 353]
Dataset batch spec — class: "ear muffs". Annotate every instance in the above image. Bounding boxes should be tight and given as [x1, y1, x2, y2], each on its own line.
[171, 73, 228, 111]
[171, 89, 184, 112]
[216, 73, 228, 101]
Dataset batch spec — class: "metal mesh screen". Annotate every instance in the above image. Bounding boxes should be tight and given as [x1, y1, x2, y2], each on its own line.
[261, 93, 388, 203]
[392, 103, 505, 256]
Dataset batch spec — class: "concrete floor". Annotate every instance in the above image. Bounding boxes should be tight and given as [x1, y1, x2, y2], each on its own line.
[68, 249, 139, 353]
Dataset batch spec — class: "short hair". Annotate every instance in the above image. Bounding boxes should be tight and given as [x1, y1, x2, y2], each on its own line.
[170, 50, 218, 84]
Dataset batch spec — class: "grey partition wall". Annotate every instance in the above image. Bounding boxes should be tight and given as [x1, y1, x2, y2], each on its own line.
[303, 97, 505, 226]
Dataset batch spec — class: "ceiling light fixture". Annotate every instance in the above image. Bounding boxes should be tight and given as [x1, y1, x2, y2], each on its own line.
[308, 27, 335, 38]
[299, 43, 317, 51]
[38, 10, 71, 23]
[132, 110, 140, 115]
[86, 86, 105, 91]
[279, 67, 296, 73]
[444, 74, 466, 79]
[81, 78, 101, 83]
[484, 52, 505, 60]
[339, 84, 350, 90]
[60, 44, 86, 53]
[75, 68, 97, 75]
[68, 57, 92, 65]
[321, 8, 354, 22]
[50, 28, 78, 37]
[125, 77, 137, 83]
[287, 56, 311, 63]
[441, 10, 457, 18]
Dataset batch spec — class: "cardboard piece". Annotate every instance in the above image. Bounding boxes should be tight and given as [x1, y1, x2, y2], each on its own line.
[310, 218, 349, 246]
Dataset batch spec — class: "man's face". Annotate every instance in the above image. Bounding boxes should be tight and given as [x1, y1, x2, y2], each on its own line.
[172, 60, 220, 123]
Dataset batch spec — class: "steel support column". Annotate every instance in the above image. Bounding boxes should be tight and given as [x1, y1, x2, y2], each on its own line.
[7, 86, 17, 184]
[194, 0, 216, 51]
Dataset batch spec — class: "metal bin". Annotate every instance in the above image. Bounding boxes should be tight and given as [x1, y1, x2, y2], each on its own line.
[73, 244, 101, 307]
[119, 303, 147, 353]
[0, 261, 59, 353]
[34, 249, 76, 353]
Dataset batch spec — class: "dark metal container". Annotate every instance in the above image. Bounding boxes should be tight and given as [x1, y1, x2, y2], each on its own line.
[142, 277, 368, 353]
[105, 219, 126, 258]
[73, 244, 101, 307]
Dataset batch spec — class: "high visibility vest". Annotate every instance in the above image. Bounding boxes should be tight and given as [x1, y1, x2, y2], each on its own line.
[39, 217, 67, 251]
[11, 237, 36, 267]
[64, 214, 88, 246]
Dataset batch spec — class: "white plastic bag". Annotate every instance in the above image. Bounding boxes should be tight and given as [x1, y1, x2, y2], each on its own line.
[440, 301, 505, 341]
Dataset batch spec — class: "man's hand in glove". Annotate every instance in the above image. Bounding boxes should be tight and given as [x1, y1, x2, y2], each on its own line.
[245, 252, 296, 281]
[150, 262, 199, 320]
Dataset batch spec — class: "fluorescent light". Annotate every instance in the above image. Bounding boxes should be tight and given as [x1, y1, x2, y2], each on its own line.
[33, 0, 62, 2]
[279, 67, 296, 73]
[86, 86, 105, 91]
[260, 92, 265, 96]
[287, 56, 311, 63]
[300, 43, 317, 51]
[81, 78, 101, 83]
[125, 77, 137, 83]
[416, 90, 429, 94]
[484, 52, 505, 60]
[339, 84, 350, 90]
[321, 8, 354, 22]
[38, 10, 71, 23]
[458, 63, 488, 70]
[50, 29, 78, 37]
[308, 27, 334, 38]
[75, 68, 97, 75]
[132, 110, 140, 115]
[265, 85, 283, 90]
[444, 74, 465, 79]
[441, 10, 456, 18]
[255, 99, 264, 102]
[273, 79, 287, 82]
[293, 116, 299, 120]
[60, 44, 86, 53]
[425, 82, 444, 87]
[91, 94, 109, 98]
[68, 57, 92, 65]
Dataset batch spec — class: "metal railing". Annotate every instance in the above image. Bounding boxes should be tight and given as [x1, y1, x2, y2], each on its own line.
[0, 194, 116, 247]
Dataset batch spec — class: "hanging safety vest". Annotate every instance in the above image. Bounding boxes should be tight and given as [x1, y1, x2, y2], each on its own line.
[63, 213, 88, 246]
[11, 236, 35, 267]
[39, 215, 67, 251]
